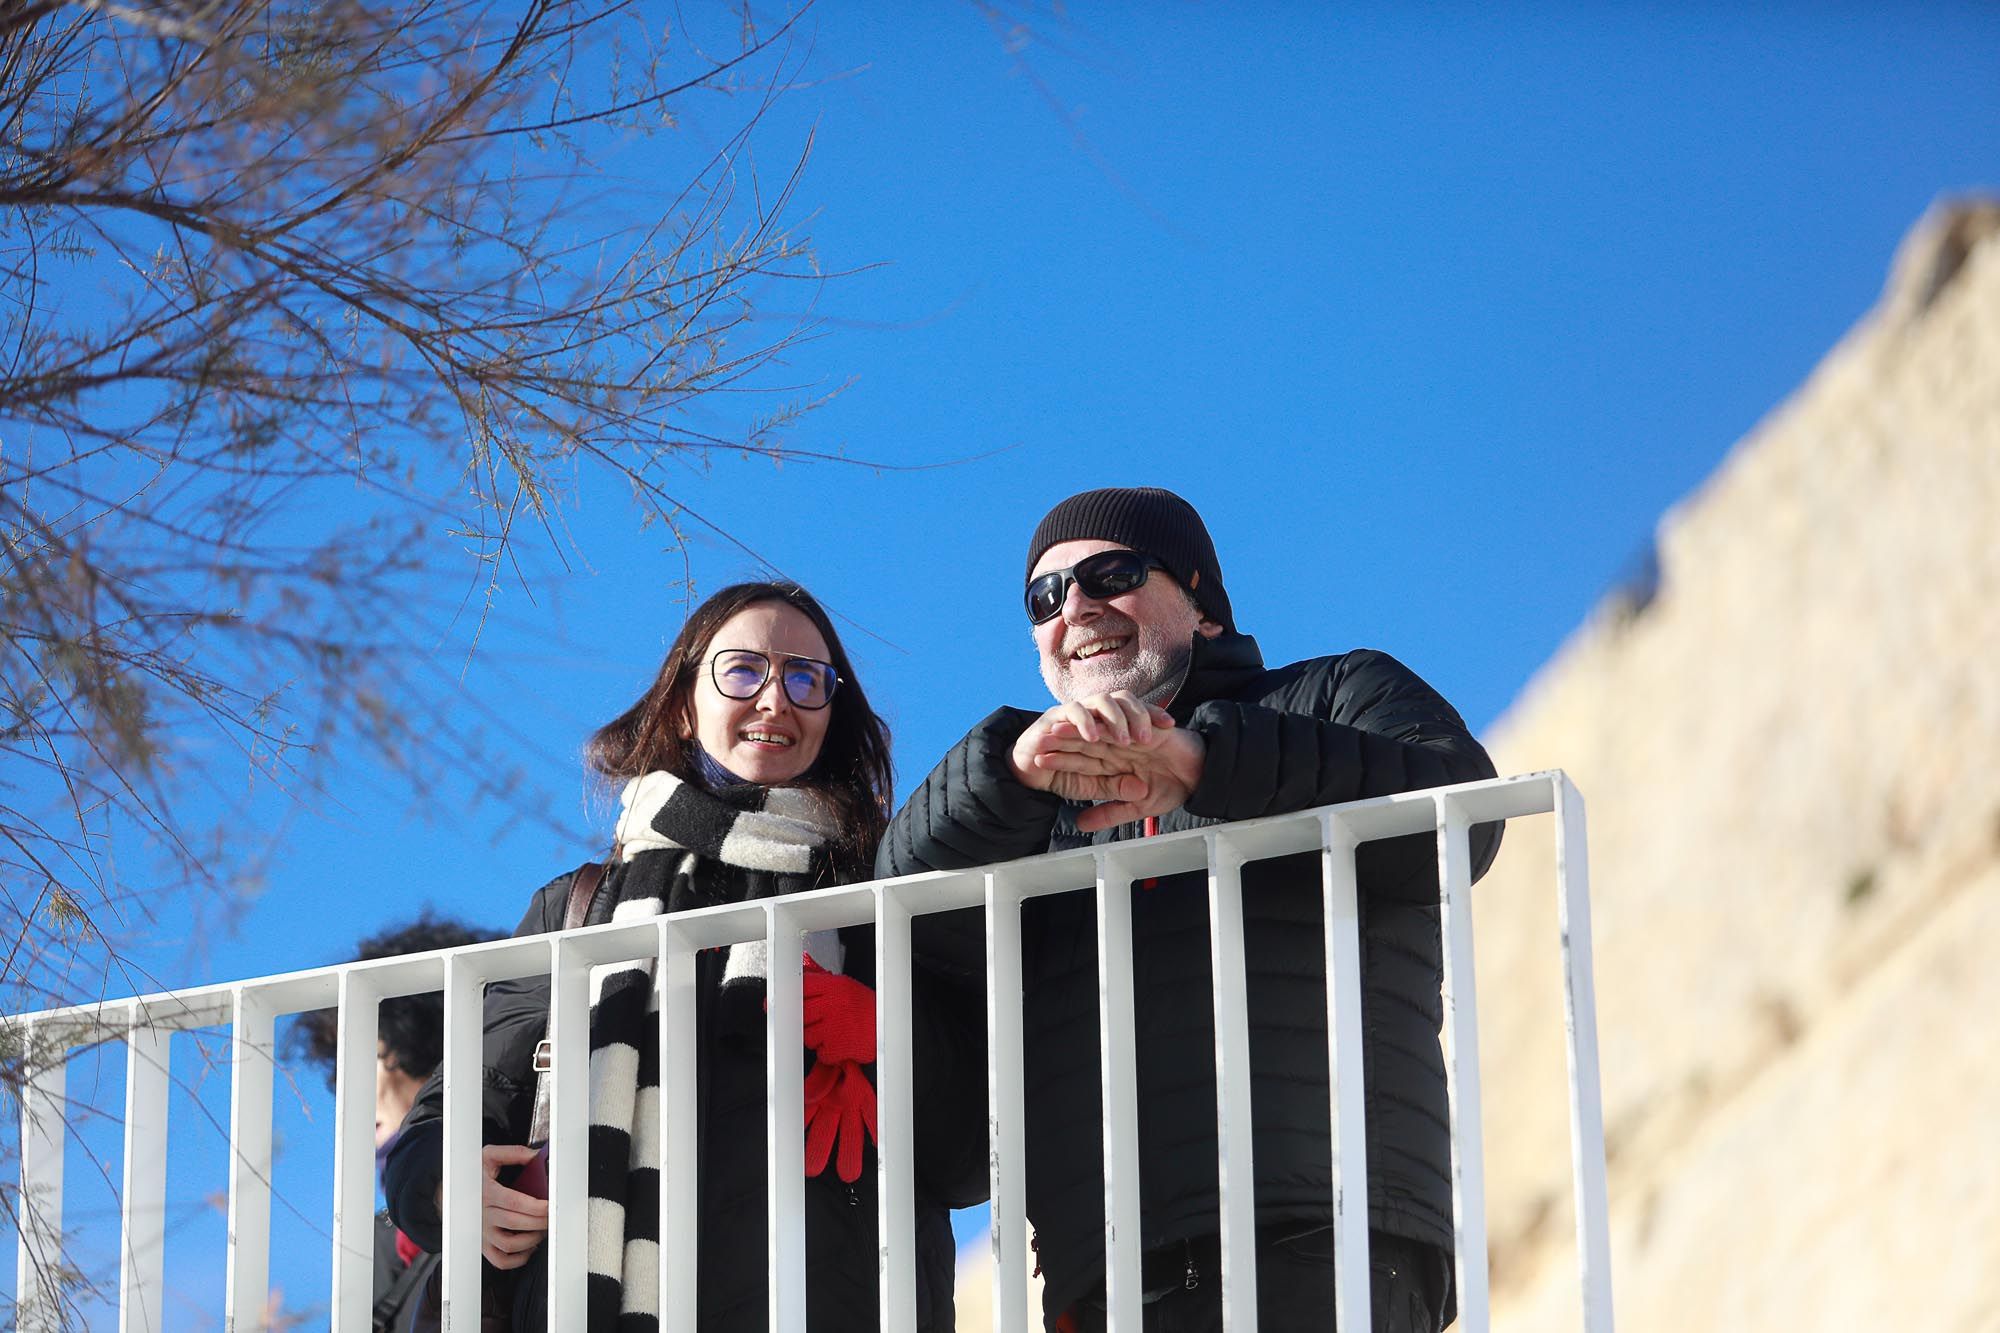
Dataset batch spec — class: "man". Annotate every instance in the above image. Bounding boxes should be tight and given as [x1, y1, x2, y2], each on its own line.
[881, 487, 1502, 1332]
[293, 913, 501, 1333]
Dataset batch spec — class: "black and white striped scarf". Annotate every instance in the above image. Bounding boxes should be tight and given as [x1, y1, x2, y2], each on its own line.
[583, 770, 842, 1330]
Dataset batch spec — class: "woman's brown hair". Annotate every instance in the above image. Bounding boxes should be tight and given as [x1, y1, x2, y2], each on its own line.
[585, 581, 892, 878]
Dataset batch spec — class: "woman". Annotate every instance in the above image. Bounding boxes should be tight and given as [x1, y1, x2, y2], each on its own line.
[385, 581, 985, 1331]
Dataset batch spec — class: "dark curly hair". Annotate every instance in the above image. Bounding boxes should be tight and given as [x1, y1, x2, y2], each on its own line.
[288, 912, 503, 1088]
[584, 581, 893, 879]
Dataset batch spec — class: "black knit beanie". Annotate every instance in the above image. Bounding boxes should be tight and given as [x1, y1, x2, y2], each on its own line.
[1025, 487, 1233, 631]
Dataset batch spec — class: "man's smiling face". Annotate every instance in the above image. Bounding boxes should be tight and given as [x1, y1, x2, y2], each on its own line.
[1030, 538, 1212, 704]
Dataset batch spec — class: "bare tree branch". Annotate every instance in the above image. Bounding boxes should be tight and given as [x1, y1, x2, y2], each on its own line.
[0, 0, 838, 1033]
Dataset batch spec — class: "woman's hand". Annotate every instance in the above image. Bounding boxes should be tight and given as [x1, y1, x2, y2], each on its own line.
[466, 1144, 551, 1269]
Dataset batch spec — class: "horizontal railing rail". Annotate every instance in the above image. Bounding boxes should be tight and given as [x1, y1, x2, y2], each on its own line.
[5, 770, 1613, 1332]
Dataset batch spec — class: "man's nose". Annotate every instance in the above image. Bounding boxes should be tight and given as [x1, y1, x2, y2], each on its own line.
[1062, 578, 1104, 623]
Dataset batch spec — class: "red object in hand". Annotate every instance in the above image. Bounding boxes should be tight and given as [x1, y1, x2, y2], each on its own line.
[801, 955, 876, 1066]
[802, 1058, 878, 1183]
[394, 1228, 423, 1266]
[511, 1144, 550, 1201]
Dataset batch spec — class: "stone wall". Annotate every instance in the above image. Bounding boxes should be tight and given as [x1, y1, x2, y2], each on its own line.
[1478, 199, 2000, 1331]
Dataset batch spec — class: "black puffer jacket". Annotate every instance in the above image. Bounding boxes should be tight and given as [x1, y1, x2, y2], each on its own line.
[878, 631, 1501, 1325]
[384, 862, 987, 1331]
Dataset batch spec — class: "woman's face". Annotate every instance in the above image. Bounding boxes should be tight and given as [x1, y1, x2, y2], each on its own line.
[684, 600, 835, 786]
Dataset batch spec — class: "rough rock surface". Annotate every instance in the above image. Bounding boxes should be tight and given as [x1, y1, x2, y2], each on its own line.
[1479, 198, 2000, 1332]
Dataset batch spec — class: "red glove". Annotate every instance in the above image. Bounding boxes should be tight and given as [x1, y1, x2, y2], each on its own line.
[802, 1058, 877, 1183]
[801, 955, 875, 1066]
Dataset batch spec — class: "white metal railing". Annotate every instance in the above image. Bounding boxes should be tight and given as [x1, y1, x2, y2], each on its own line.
[5, 770, 1614, 1332]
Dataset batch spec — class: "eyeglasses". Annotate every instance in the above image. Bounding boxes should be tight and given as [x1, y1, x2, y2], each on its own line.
[705, 649, 839, 709]
[1025, 549, 1170, 625]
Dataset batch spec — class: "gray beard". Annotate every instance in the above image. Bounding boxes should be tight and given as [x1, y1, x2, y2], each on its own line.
[1139, 639, 1195, 708]
[1046, 634, 1195, 707]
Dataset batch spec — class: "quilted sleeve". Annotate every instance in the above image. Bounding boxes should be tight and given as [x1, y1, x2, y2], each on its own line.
[1183, 649, 1503, 900]
[877, 707, 1066, 877]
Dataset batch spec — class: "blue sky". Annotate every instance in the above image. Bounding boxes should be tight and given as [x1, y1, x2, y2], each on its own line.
[13, 2, 1999, 1322]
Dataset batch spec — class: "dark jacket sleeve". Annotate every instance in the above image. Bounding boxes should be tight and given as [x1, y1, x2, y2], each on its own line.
[907, 963, 992, 1208]
[877, 706, 1067, 877]
[878, 706, 1064, 986]
[384, 875, 568, 1252]
[1183, 649, 1503, 900]
[872, 707, 1078, 1208]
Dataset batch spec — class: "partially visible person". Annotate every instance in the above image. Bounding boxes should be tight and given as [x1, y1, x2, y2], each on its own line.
[292, 913, 503, 1333]
[384, 580, 987, 1332]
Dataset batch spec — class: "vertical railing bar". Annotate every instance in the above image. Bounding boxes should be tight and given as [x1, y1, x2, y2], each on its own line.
[658, 919, 699, 1333]
[1556, 776, 1617, 1331]
[1438, 796, 1491, 1332]
[331, 970, 379, 1331]
[1095, 849, 1143, 1333]
[985, 869, 1030, 1333]
[877, 884, 918, 1333]
[1206, 833, 1260, 1332]
[1318, 812, 1373, 1333]
[440, 951, 485, 1332]
[226, 987, 276, 1333]
[16, 1022, 67, 1333]
[546, 936, 591, 1330]
[118, 1020, 171, 1333]
[766, 902, 807, 1332]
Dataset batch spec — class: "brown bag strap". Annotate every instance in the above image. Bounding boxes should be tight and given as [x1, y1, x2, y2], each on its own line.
[563, 860, 607, 931]
[528, 862, 607, 1145]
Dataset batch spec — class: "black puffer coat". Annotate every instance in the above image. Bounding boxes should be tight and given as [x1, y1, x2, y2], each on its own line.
[383, 862, 988, 1331]
[877, 631, 1501, 1326]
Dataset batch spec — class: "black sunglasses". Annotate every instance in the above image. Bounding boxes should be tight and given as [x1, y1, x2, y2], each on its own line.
[705, 649, 839, 709]
[1025, 550, 1171, 625]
